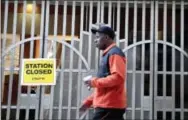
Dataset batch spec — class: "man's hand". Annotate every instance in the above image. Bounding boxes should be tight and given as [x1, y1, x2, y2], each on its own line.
[83, 75, 93, 88]
[84, 80, 92, 88]
[79, 104, 89, 112]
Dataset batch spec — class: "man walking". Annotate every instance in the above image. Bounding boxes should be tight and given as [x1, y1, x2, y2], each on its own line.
[80, 25, 127, 120]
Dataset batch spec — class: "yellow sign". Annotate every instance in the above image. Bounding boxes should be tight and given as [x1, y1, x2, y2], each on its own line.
[21, 59, 56, 85]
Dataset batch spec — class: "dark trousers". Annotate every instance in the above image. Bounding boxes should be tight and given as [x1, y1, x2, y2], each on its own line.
[92, 107, 126, 120]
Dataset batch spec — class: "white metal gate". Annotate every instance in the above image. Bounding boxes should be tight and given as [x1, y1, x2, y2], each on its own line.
[1, 0, 188, 120]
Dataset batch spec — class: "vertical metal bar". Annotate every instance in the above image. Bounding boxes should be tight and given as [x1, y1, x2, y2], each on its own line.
[124, 1, 129, 52]
[95, 2, 100, 70]
[150, 1, 154, 119]
[97, 1, 101, 24]
[39, 1, 49, 119]
[49, 1, 59, 119]
[171, 1, 176, 119]
[6, 1, 18, 119]
[86, 3, 89, 31]
[58, 1, 67, 119]
[76, 1, 84, 119]
[112, 3, 115, 29]
[124, 4, 129, 118]
[88, 1, 93, 68]
[43, 1, 50, 58]
[67, 1, 76, 119]
[154, 1, 158, 119]
[141, 1, 146, 119]
[2, 1, 8, 57]
[43, 1, 50, 119]
[35, 1, 45, 119]
[30, 2, 36, 38]
[163, 1, 167, 119]
[132, 1, 137, 119]
[116, 1, 120, 46]
[101, 1, 104, 23]
[1, 2, 9, 118]
[25, 1, 36, 120]
[16, 1, 27, 119]
[180, 1, 184, 119]
[39, 1, 45, 57]
[108, 1, 112, 25]
[133, 1, 138, 44]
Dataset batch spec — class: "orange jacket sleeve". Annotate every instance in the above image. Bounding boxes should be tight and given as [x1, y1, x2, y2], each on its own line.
[83, 93, 94, 107]
[91, 54, 126, 88]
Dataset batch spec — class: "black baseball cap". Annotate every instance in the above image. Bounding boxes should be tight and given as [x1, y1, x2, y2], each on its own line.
[91, 26, 115, 39]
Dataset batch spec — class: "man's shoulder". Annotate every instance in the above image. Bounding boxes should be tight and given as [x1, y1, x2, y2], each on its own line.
[108, 46, 125, 57]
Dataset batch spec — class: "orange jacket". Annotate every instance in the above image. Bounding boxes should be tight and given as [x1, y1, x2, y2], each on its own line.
[83, 43, 127, 109]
